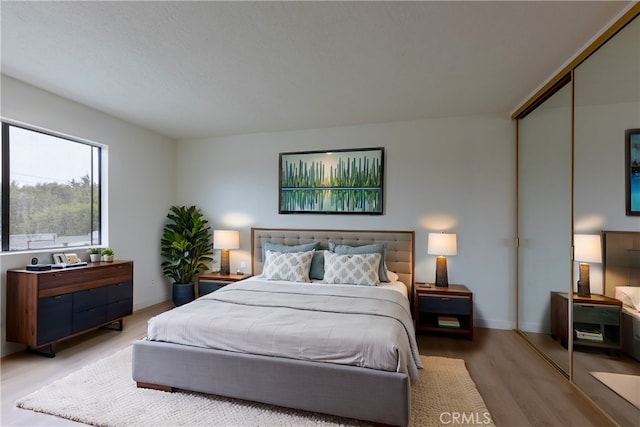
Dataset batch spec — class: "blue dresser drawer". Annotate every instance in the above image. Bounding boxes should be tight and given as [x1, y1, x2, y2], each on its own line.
[107, 298, 133, 320]
[72, 305, 107, 333]
[419, 295, 471, 315]
[37, 294, 73, 345]
[73, 286, 108, 312]
[107, 281, 133, 303]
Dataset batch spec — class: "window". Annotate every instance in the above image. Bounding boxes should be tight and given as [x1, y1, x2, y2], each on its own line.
[1, 122, 101, 251]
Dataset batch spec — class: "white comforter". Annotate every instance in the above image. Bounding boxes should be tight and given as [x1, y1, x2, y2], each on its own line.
[147, 278, 423, 383]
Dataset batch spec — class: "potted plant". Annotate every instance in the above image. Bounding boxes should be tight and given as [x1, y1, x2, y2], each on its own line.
[161, 205, 213, 306]
[101, 248, 114, 262]
[87, 247, 102, 262]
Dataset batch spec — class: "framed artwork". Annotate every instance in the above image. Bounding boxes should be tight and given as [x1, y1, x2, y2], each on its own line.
[626, 129, 640, 216]
[64, 253, 80, 264]
[52, 253, 67, 264]
[279, 147, 384, 214]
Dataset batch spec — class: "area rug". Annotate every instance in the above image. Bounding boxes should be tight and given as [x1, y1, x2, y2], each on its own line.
[16, 347, 494, 426]
[590, 371, 640, 409]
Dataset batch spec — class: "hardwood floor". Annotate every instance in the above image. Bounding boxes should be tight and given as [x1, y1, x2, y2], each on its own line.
[419, 330, 615, 427]
[1, 303, 615, 427]
[521, 330, 639, 427]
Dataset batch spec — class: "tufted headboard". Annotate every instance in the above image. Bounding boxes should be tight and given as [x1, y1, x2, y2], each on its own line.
[603, 230, 640, 298]
[251, 227, 415, 297]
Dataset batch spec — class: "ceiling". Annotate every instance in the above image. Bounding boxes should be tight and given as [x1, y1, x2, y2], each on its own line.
[0, 1, 632, 140]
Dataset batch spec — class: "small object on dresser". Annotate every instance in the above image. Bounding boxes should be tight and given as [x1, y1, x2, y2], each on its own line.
[26, 264, 52, 271]
[438, 316, 460, 328]
[575, 327, 603, 342]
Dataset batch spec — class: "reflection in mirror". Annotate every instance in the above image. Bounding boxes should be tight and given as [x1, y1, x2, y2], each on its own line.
[517, 83, 572, 374]
[573, 15, 640, 427]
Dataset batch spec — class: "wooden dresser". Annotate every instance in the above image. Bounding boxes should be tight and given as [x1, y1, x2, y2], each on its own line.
[6, 260, 134, 356]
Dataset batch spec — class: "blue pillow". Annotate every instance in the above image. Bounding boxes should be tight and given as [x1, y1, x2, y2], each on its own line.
[328, 241, 389, 282]
[262, 241, 321, 274]
[309, 250, 326, 280]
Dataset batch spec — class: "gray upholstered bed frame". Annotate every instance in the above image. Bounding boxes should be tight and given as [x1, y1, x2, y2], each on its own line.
[133, 227, 415, 426]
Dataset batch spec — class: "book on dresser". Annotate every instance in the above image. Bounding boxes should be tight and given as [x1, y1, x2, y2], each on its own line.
[438, 316, 461, 328]
[574, 327, 604, 342]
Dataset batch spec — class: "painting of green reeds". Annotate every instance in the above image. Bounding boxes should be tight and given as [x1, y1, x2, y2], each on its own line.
[279, 147, 384, 214]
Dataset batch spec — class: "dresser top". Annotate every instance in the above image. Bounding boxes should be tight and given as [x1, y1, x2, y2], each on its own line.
[9, 260, 132, 274]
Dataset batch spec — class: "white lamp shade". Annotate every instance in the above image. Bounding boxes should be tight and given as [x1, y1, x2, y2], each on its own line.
[213, 230, 239, 250]
[574, 234, 602, 263]
[428, 233, 457, 256]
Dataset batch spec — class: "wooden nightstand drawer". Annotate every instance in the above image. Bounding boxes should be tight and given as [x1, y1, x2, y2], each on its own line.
[199, 281, 227, 296]
[419, 295, 471, 315]
[574, 304, 619, 326]
[197, 273, 252, 297]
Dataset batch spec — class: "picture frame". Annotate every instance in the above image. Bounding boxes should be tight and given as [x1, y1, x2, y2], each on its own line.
[64, 253, 80, 264]
[626, 129, 640, 216]
[279, 147, 384, 214]
[52, 253, 68, 264]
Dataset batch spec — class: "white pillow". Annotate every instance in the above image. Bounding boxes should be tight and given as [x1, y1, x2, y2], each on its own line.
[387, 270, 399, 282]
[263, 250, 315, 283]
[323, 251, 381, 286]
[615, 286, 640, 311]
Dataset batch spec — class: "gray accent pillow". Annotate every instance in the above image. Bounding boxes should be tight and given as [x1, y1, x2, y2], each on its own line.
[262, 241, 320, 263]
[328, 241, 390, 282]
[309, 250, 326, 280]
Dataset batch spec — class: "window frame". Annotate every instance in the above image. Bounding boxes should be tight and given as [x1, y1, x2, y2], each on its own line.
[1, 120, 103, 252]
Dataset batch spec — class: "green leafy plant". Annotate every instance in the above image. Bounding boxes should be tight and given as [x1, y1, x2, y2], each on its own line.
[161, 205, 213, 284]
[101, 247, 114, 256]
[87, 247, 102, 254]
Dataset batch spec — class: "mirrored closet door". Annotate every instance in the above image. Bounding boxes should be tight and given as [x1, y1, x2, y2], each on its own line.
[517, 8, 639, 426]
[517, 83, 572, 374]
[572, 15, 640, 427]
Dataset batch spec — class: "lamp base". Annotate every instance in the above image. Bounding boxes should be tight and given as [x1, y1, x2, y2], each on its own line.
[577, 280, 591, 297]
[220, 249, 230, 275]
[435, 256, 449, 287]
[577, 263, 591, 297]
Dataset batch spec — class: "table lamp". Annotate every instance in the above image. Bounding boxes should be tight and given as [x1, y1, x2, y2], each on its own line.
[213, 230, 239, 275]
[428, 232, 457, 287]
[574, 234, 602, 297]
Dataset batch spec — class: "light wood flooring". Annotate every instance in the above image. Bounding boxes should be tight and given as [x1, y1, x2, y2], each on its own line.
[1, 302, 617, 427]
[521, 330, 640, 427]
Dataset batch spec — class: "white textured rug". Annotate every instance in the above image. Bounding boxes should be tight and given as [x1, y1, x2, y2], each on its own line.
[16, 347, 494, 426]
[591, 371, 640, 409]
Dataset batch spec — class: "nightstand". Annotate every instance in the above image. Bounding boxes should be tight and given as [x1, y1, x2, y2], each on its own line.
[414, 283, 473, 340]
[196, 273, 252, 296]
[550, 292, 621, 351]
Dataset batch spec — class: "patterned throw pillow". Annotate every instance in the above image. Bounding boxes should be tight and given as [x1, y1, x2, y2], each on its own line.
[328, 241, 390, 282]
[323, 251, 381, 286]
[262, 250, 315, 283]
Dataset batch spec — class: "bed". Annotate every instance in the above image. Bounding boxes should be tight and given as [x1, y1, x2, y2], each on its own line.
[603, 230, 640, 361]
[132, 228, 417, 426]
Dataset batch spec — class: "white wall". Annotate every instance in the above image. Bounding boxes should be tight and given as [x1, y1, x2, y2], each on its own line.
[175, 115, 517, 330]
[0, 76, 176, 356]
[574, 102, 640, 294]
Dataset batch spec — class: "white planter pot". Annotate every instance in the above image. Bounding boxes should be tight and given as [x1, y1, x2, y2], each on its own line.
[102, 255, 114, 262]
[89, 254, 101, 262]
